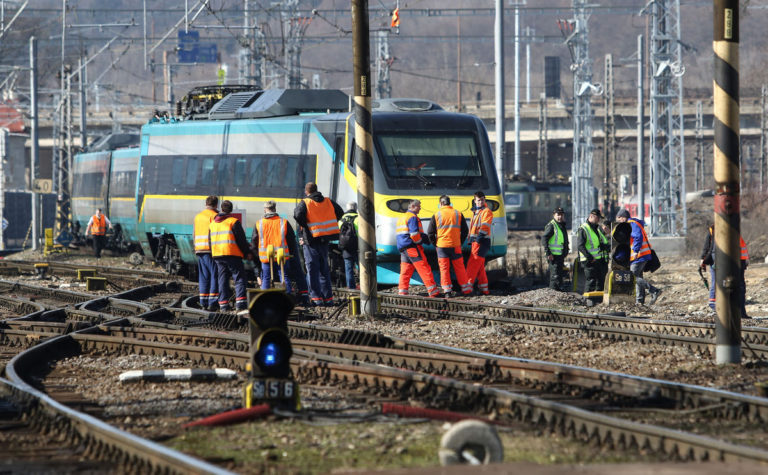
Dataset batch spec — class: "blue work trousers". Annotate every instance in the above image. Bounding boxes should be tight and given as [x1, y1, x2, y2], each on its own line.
[302, 242, 333, 305]
[196, 253, 219, 308]
[215, 256, 248, 310]
[344, 255, 358, 289]
[260, 258, 308, 298]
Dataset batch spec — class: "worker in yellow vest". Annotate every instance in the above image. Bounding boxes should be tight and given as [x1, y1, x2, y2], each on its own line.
[251, 200, 309, 304]
[427, 195, 472, 296]
[294, 182, 343, 306]
[541, 207, 569, 291]
[576, 208, 609, 292]
[85, 208, 112, 258]
[193, 196, 219, 311]
[209, 200, 253, 315]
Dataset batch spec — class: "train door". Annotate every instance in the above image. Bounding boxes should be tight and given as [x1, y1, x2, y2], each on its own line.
[330, 135, 344, 202]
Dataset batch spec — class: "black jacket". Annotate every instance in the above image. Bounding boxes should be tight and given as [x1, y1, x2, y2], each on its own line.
[541, 219, 569, 256]
[700, 226, 715, 265]
[293, 191, 344, 246]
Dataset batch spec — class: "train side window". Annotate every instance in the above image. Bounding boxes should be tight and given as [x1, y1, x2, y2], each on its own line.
[348, 139, 356, 173]
[265, 157, 281, 187]
[249, 157, 265, 187]
[201, 158, 214, 186]
[171, 157, 184, 186]
[303, 155, 316, 183]
[234, 157, 247, 187]
[186, 157, 198, 186]
[217, 157, 230, 188]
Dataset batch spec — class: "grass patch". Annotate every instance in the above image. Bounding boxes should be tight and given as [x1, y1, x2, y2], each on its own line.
[166, 418, 661, 474]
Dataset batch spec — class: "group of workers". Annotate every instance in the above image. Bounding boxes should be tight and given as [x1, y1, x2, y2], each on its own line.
[542, 206, 662, 306]
[396, 192, 494, 298]
[192, 187, 496, 311]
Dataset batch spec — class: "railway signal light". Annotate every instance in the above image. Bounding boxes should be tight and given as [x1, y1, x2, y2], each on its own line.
[243, 290, 299, 409]
[604, 222, 635, 304]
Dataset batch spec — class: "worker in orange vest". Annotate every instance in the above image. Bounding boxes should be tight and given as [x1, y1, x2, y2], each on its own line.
[193, 196, 220, 311]
[700, 223, 750, 318]
[616, 209, 661, 305]
[427, 195, 472, 296]
[466, 191, 494, 295]
[209, 200, 253, 315]
[294, 182, 343, 307]
[396, 199, 439, 297]
[85, 208, 112, 258]
[251, 200, 309, 304]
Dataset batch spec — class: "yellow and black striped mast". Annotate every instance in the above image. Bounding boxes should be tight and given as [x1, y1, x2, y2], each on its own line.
[352, 0, 378, 316]
[713, 0, 741, 364]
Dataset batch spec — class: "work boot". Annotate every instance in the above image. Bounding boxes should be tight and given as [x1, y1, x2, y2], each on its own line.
[649, 288, 662, 305]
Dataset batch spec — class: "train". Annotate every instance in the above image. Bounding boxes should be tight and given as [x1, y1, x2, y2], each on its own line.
[71, 87, 507, 284]
[504, 181, 572, 230]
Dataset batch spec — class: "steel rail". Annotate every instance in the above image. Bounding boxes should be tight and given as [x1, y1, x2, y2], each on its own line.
[334, 289, 768, 356]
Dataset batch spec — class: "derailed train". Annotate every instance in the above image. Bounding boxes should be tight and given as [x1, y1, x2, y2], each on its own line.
[71, 88, 507, 284]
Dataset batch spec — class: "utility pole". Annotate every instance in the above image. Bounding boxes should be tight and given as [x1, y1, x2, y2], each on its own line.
[695, 100, 703, 190]
[352, 0, 377, 316]
[645, 0, 686, 236]
[79, 56, 87, 151]
[713, 0, 740, 365]
[569, 0, 597, 231]
[603, 53, 615, 218]
[456, 17, 461, 110]
[30, 36, 39, 251]
[537, 92, 548, 181]
[494, 0, 505, 187]
[761, 84, 767, 192]
[637, 34, 645, 222]
[375, 30, 391, 99]
[513, 3, 521, 176]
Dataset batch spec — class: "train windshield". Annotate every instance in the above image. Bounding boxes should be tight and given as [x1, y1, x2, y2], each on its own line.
[376, 133, 487, 190]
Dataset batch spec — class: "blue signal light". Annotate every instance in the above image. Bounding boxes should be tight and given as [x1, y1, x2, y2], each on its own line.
[260, 342, 280, 367]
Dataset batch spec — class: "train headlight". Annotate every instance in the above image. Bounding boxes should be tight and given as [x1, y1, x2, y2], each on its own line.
[386, 199, 411, 212]
[486, 199, 500, 211]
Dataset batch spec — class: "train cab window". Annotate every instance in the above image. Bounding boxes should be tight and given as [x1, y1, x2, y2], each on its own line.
[505, 193, 522, 207]
[186, 157, 198, 186]
[234, 157, 247, 187]
[201, 158, 214, 185]
[172, 157, 184, 186]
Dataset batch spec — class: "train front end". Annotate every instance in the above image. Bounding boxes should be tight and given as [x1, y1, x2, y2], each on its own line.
[357, 101, 507, 283]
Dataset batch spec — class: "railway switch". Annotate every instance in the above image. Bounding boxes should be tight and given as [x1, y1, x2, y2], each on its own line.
[242, 290, 299, 410]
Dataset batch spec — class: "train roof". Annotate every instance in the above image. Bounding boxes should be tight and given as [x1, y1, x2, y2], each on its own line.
[207, 89, 349, 120]
[87, 133, 140, 152]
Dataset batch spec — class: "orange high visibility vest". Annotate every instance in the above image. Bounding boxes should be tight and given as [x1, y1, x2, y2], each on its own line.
[258, 216, 290, 263]
[304, 198, 339, 238]
[629, 218, 652, 261]
[193, 208, 217, 253]
[90, 214, 106, 236]
[210, 217, 244, 258]
[396, 211, 423, 244]
[435, 206, 461, 247]
[708, 227, 749, 261]
[469, 207, 493, 240]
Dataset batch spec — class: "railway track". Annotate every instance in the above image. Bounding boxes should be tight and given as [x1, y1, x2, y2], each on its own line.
[4, 264, 768, 469]
[333, 289, 768, 359]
